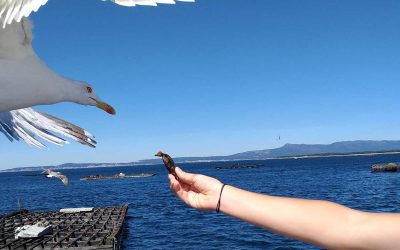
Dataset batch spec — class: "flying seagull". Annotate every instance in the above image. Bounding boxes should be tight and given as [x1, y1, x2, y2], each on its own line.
[155, 151, 179, 180]
[0, 18, 115, 147]
[0, 0, 194, 147]
[0, 0, 195, 28]
[41, 169, 69, 186]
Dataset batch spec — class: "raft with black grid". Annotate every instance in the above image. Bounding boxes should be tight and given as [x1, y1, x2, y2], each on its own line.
[0, 205, 128, 250]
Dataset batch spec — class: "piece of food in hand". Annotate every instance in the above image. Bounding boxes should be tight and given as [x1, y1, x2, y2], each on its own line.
[155, 151, 179, 180]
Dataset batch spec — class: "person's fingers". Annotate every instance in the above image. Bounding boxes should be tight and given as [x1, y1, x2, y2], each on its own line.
[175, 184, 190, 203]
[168, 173, 176, 184]
[169, 173, 194, 204]
[169, 174, 180, 191]
[175, 167, 197, 185]
[169, 175, 174, 188]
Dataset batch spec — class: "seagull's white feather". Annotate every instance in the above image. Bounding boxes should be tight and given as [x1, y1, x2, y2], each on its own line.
[0, 108, 97, 148]
[0, 0, 48, 28]
[0, 0, 194, 27]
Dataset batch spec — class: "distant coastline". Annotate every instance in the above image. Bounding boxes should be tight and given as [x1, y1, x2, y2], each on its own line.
[2, 150, 400, 173]
[2, 140, 400, 173]
[278, 150, 400, 159]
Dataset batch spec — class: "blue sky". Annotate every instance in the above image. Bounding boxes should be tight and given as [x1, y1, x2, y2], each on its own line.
[1, 0, 400, 169]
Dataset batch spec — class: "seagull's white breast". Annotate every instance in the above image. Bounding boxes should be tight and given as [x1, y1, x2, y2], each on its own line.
[0, 55, 66, 112]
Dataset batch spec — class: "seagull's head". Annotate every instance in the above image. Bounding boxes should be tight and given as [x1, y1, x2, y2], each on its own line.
[76, 82, 116, 115]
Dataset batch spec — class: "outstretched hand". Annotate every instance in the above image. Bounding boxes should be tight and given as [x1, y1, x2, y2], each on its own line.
[169, 167, 223, 211]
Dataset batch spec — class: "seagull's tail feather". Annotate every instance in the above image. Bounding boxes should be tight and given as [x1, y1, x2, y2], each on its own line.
[0, 108, 97, 148]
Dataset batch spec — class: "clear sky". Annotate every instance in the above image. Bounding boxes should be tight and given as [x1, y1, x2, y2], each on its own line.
[1, 0, 400, 169]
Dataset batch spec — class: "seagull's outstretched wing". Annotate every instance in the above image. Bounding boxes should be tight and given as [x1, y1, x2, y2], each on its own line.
[42, 168, 69, 186]
[0, 107, 97, 148]
[0, 0, 194, 27]
[57, 173, 69, 186]
[41, 169, 50, 175]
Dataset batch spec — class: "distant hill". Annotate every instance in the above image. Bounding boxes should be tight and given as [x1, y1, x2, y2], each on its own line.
[3, 140, 400, 172]
[228, 140, 400, 159]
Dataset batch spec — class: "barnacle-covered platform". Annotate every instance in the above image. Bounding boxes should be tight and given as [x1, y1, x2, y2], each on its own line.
[0, 205, 128, 250]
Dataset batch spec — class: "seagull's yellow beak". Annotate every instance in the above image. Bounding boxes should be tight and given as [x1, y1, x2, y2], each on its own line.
[95, 100, 116, 115]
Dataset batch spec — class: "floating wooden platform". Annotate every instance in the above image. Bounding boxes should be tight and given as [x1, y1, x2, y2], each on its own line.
[0, 205, 128, 250]
[371, 163, 400, 172]
[81, 173, 155, 181]
[215, 164, 264, 170]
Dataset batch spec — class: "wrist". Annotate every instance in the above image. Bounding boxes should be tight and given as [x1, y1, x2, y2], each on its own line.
[216, 185, 241, 215]
[205, 181, 224, 211]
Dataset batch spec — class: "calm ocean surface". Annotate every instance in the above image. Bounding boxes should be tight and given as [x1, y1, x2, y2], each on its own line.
[1, 154, 400, 249]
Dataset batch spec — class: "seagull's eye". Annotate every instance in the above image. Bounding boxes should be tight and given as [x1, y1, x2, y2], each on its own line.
[86, 87, 93, 93]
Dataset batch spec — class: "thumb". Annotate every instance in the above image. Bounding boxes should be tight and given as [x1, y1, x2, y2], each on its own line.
[175, 167, 197, 185]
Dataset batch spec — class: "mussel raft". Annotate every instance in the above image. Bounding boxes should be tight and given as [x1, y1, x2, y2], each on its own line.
[80, 173, 155, 180]
[0, 205, 128, 250]
[371, 163, 400, 172]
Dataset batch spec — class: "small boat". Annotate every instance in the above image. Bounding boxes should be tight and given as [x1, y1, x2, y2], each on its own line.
[81, 173, 156, 180]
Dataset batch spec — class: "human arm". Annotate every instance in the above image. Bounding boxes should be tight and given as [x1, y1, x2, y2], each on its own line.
[169, 167, 400, 250]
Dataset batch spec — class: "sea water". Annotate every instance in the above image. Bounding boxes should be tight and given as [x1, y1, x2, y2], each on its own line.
[1, 154, 400, 249]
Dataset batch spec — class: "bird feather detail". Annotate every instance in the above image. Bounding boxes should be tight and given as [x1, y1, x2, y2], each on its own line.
[0, 0, 194, 28]
[0, 108, 97, 148]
